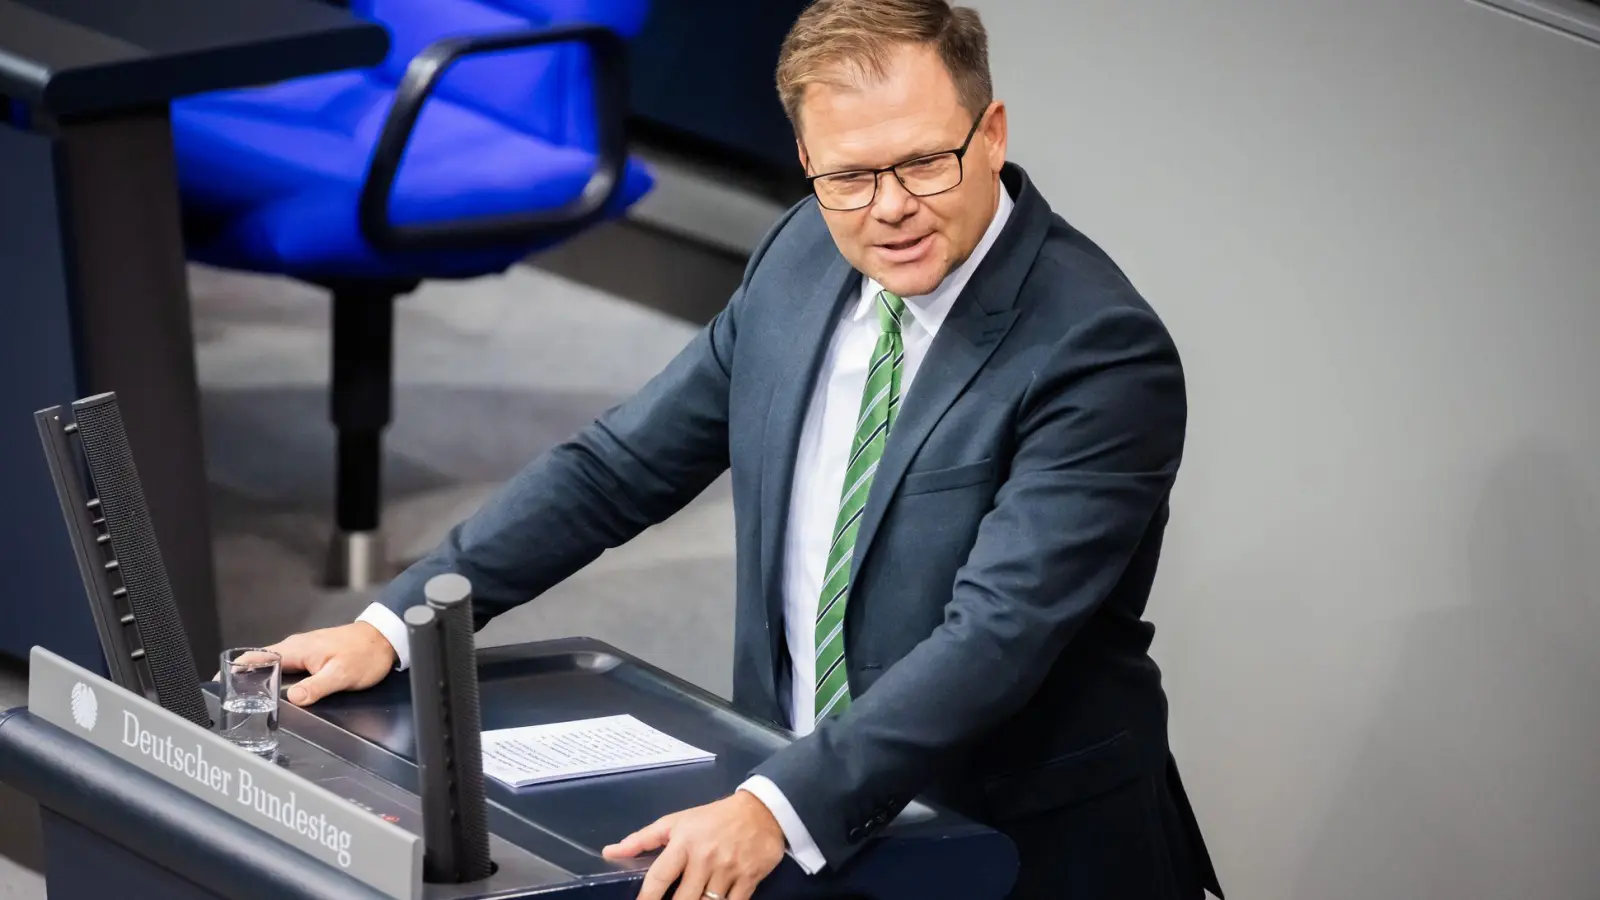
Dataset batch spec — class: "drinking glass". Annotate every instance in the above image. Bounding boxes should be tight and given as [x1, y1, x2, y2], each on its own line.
[219, 648, 281, 756]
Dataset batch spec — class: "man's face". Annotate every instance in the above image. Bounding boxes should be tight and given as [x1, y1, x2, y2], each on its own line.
[797, 43, 1008, 298]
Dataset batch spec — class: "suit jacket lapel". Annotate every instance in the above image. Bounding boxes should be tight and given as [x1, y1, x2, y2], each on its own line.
[849, 165, 1053, 587]
[759, 255, 859, 685]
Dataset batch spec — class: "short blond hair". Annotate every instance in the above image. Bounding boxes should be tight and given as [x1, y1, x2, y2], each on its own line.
[776, 0, 992, 131]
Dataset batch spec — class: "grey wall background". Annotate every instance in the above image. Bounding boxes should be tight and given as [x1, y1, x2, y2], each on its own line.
[964, 0, 1600, 897]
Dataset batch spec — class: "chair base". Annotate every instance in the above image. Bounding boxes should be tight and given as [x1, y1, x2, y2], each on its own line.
[325, 530, 388, 591]
[322, 279, 415, 592]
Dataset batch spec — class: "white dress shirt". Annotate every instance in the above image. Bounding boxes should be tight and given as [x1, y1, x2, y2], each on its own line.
[356, 184, 1015, 874]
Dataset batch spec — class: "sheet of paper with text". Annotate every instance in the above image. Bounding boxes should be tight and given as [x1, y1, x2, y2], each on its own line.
[481, 714, 715, 788]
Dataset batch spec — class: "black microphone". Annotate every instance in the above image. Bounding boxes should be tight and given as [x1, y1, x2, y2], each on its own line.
[405, 574, 493, 883]
[34, 393, 211, 730]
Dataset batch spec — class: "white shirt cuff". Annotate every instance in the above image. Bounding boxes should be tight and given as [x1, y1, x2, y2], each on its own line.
[356, 603, 412, 671]
[738, 775, 827, 875]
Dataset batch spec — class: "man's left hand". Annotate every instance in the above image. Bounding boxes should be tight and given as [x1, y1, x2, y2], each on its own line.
[602, 791, 786, 900]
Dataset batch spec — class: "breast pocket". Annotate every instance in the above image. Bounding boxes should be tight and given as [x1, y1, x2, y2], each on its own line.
[899, 457, 998, 497]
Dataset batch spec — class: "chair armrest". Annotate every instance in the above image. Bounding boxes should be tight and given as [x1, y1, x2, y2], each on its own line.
[357, 24, 629, 253]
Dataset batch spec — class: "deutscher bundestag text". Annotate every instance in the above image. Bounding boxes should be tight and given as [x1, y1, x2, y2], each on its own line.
[121, 710, 355, 867]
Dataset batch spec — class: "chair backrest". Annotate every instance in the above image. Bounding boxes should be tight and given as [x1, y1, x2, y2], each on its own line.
[355, 0, 650, 149]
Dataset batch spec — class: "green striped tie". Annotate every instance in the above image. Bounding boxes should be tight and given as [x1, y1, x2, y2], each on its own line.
[814, 289, 907, 722]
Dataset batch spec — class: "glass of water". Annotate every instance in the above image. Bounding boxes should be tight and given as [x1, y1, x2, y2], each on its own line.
[219, 648, 281, 756]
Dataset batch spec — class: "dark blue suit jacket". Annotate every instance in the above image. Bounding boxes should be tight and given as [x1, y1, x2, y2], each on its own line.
[381, 164, 1222, 899]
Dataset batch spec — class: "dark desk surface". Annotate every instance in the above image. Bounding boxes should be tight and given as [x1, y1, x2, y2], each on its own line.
[295, 638, 1019, 900]
[0, 0, 388, 117]
[0, 638, 1017, 899]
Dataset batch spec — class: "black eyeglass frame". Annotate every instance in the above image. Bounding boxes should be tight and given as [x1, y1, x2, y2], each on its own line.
[805, 107, 989, 211]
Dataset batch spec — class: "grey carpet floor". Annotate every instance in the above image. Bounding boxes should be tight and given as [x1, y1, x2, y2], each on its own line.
[0, 261, 737, 896]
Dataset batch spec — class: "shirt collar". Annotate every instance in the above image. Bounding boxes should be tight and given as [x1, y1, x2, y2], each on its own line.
[853, 183, 1016, 332]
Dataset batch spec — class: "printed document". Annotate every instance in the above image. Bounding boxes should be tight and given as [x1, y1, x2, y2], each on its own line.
[481, 714, 715, 788]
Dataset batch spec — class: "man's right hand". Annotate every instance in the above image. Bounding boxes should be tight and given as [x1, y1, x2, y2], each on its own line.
[262, 621, 397, 707]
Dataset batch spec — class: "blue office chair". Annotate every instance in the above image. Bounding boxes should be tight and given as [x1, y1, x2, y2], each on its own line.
[170, 0, 655, 588]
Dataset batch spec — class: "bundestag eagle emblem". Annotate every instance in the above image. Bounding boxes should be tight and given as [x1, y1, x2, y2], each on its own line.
[70, 682, 98, 731]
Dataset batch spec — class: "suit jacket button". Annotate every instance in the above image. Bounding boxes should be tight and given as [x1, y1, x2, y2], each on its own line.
[847, 825, 864, 843]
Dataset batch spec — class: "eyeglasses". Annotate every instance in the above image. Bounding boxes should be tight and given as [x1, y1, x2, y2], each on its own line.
[807, 109, 988, 212]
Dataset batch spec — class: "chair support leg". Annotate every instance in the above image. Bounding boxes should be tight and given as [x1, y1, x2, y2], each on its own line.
[326, 285, 400, 590]
[336, 429, 384, 534]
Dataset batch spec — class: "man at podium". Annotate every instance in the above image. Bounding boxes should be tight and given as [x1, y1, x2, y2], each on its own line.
[257, 1, 1223, 898]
